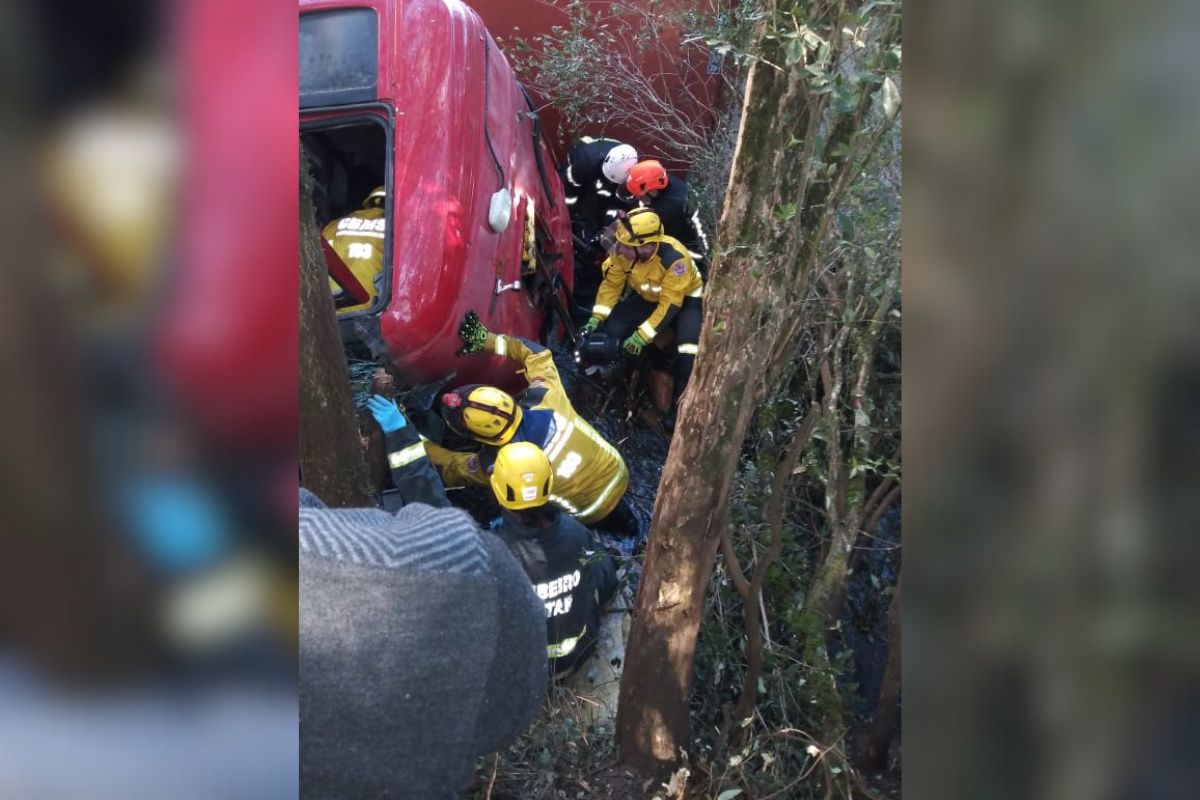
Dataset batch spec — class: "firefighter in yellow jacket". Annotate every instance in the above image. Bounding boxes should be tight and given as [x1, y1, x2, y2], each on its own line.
[581, 208, 704, 431]
[323, 185, 387, 314]
[423, 312, 635, 531]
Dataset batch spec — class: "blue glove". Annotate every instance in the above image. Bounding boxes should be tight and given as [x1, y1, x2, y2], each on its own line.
[368, 394, 408, 433]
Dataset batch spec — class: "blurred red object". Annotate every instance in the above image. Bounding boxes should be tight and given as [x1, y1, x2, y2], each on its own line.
[155, 0, 299, 451]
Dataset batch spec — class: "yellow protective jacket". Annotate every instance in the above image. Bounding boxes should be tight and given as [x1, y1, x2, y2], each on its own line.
[322, 207, 386, 313]
[424, 336, 628, 524]
[591, 235, 703, 342]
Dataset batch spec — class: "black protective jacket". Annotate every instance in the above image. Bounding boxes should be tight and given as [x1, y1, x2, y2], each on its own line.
[641, 175, 709, 261]
[562, 137, 634, 230]
[383, 424, 452, 509]
[495, 508, 618, 676]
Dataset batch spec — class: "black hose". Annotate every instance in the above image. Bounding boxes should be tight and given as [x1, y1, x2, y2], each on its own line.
[520, 83, 557, 211]
[482, 35, 505, 191]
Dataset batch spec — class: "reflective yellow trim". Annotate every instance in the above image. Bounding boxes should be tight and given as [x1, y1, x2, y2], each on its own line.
[548, 626, 587, 658]
[688, 286, 704, 298]
[638, 322, 657, 340]
[577, 418, 621, 460]
[493, 335, 507, 357]
[388, 442, 427, 469]
[333, 231, 386, 240]
[593, 304, 613, 318]
[547, 421, 576, 462]
[578, 464, 626, 520]
[545, 413, 570, 459]
[678, 343, 699, 355]
[549, 493, 579, 514]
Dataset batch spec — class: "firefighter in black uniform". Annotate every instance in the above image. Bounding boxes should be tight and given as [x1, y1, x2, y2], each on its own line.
[488, 440, 618, 678]
[367, 393, 451, 508]
[624, 160, 710, 277]
[562, 137, 639, 312]
[562, 137, 638, 228]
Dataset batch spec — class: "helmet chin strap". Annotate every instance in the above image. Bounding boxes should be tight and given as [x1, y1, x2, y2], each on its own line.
[488, 411, 520, 444]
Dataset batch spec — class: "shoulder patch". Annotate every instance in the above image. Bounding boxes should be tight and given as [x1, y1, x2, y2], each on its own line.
[658, 242, 683, 266]
[466, 455, 480, 474]
[672, 261, 687, 276]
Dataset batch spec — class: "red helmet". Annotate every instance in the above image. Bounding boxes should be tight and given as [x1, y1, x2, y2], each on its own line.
[626, 160, 668, 198]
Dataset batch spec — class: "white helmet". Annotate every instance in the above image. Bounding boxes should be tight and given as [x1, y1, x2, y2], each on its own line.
[601, 144, 638, 185]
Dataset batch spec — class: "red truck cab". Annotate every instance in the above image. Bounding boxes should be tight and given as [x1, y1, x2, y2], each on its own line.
[300, 0, 574, 390]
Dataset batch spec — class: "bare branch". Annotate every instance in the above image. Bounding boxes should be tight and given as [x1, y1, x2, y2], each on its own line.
[720, 523, 752, 599]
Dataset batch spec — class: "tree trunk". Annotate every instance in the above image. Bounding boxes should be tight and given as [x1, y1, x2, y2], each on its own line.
[616, 354, 760, 772]
[298, 143, 372, 507]
[865, 574, 901, 770]
[615, 2, 899, 774]
[616, 7, 814, 772]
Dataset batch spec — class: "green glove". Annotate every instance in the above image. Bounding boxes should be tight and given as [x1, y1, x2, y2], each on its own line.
[580, 316, 601, 337]
[623, 331, 648, 355]
[457, 310, 489, 356]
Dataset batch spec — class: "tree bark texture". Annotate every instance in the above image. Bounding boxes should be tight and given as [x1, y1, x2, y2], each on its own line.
[298, 144, 372, 507]
[617, 4, 821, 772]
[615, 3, 899, 772]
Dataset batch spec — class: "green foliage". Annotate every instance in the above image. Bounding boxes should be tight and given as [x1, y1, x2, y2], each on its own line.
[466, 686, 617, 799]
[483, 0, 902, 795]
[504, 1, 753, 234]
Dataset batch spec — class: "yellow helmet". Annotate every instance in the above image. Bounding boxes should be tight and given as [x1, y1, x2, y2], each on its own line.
[364, 185, 387, 208]
[490, 442, 553, 510]
[614, 207, 664, 247]
[440, 385, 524, 445]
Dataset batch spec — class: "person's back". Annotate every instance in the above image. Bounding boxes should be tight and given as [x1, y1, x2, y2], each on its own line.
[647, 175, 708, 262]
[496, 507, 617, 678]
[484, 445, 619, 678]
[322, 186, 388, 313]
[299, 492, 547, 799]
[562, 138, 637, 233]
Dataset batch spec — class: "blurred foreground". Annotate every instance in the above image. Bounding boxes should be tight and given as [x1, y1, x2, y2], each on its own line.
[0, 0, 297, 795]
[906, 0, 1200, 798]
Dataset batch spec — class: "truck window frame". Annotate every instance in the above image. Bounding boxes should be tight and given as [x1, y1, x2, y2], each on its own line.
[301, 103, 395, 320]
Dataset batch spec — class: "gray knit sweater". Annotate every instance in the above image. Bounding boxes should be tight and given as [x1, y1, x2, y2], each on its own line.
[299, 496, 547, 799]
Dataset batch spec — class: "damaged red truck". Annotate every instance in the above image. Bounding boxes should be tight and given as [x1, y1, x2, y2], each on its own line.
[300, 0, 575, 391]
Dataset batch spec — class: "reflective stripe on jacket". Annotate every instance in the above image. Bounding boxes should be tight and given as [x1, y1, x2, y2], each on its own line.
[425, 336, 628, 524]
[592, 235, 704, 341]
